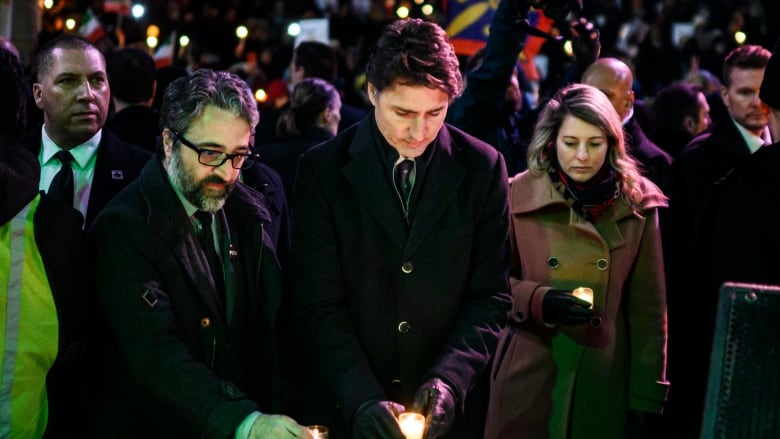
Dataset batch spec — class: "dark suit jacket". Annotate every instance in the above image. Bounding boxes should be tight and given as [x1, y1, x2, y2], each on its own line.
[625, 117, 673, 195]
[89, 157, 287, 438]
[105, 105, 160, 153]
[664, 117, 755, 437]
[258, 126, 333, 204]
[291, 115, 512, 438]
[25, 126, 151, 228]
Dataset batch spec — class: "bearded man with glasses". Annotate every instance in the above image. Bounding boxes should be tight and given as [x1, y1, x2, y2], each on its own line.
[88, 69, 311, 439]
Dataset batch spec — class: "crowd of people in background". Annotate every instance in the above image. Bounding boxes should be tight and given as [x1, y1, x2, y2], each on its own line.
[3, 0, 780, 437]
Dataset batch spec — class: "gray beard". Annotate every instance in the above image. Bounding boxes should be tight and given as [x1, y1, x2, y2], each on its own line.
[167, 151, 234, 212]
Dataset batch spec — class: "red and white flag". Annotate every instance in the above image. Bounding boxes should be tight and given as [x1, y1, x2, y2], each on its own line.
[153, 32, 176, 69]
[104, 0, 132, 16]
[78, 8, 105, 43]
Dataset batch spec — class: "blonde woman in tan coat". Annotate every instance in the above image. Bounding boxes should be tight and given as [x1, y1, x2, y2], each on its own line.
[484, 83, 669, 439]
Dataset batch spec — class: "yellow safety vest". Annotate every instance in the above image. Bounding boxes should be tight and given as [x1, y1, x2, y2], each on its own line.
[0, 194, 59, 437]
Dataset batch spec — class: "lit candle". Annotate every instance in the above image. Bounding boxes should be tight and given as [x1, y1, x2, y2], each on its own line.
[572, 287, 594, 308]
[307, 425, 328, 439]
[398, 412, 425, 439]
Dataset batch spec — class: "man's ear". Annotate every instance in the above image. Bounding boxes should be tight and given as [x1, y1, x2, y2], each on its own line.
[683, 116, 697, 135]
[32, 83, 44, 109]
[162, 129, 174, 163]
[367, 83, 377, 106]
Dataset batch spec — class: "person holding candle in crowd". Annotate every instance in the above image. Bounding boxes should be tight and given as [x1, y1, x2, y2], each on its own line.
[484, 83, 669, 439]
[291, 17, 511, 439]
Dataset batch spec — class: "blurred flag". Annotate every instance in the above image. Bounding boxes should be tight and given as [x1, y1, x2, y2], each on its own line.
[104, 0, 132, 16]
[78, 8, 105, 43]
[519, 8, 554, 82]
[153, 32, 176, 69]
[443, 0, 495, 56]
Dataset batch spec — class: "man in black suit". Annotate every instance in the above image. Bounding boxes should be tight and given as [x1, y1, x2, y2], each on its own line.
[30, 35, 150, 229]
[89, 69, 309, 438]
[292, 18, 511, 439]
[665, 43, 772, 437]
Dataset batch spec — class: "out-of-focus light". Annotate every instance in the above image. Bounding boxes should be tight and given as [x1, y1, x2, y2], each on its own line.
[132, 4, 145, 19]
[563, 40, 573, 57]
[255, 89, 267, 102]
[236, 25, 249, 39]
[146, 36, 158, 49]
[421, 4, 434, 15]
[179, 34, 190, 47]
[396, 5, 410, 18]
[287, 22, 301, 37]
[414, 0, 424, 4]
[734, 31, 747, 44]
[146, 24, 159, 38]
[43, 0, 54, 9]
[65, 18, 76, 30]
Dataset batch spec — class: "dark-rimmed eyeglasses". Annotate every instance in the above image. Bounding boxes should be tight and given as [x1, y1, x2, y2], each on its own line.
[170, 129, 259, 170]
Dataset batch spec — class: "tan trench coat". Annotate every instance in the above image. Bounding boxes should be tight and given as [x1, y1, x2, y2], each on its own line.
[484, 171, 670, 439]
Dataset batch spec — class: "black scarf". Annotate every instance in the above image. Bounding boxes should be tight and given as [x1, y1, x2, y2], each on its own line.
[550, 165, 619, 222]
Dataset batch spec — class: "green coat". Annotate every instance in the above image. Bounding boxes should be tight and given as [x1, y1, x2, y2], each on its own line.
[485, 170, 670, 439]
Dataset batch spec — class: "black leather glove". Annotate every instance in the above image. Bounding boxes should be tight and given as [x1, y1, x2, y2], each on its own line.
[542, 289, 594, 325]
[353, 399, 406, 439]
[411, 377, 457, 439]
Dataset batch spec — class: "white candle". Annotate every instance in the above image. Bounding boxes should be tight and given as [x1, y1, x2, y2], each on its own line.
[307, 425, 328, 439]
[398, 412, 425, 439]
[572, 287, 594, 308]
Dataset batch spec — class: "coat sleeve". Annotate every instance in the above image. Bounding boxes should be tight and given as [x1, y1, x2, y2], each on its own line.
[625, 208, 670, 412]
[91, 208, 258, 438]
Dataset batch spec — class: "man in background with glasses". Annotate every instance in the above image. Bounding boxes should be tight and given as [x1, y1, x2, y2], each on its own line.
[88, 69, 311, 439]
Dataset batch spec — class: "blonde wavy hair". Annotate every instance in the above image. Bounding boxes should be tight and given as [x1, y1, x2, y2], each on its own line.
[527, 83, 645, 208]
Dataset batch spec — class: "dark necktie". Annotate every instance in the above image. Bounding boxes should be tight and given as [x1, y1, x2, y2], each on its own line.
[394, 159, 415, 202]
[195, 211, 225, 303]
[48, 150, 75, 206]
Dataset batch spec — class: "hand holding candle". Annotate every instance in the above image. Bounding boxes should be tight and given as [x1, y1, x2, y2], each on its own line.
[572, 287, 594, 308]
[398, 413, 425, 439]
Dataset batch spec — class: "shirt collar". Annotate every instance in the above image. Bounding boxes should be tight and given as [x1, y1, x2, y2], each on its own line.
[41, 125, 102, 169]
[731, 116, 769, 154]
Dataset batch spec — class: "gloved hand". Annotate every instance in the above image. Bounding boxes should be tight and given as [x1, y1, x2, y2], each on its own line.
[353, 399, 406, 439]
[542, 289, 594, 325]
[248, 414, 312, 439]
[570, 17, 601, 67]
[411, 377, 457, 439]
[627, 409, 662, 439]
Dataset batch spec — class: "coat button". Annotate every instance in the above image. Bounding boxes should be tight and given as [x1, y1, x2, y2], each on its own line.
[398, 321, 411, 333]
[590, 316, 603, 328]
[401, 261, 414, 273]
[548, 257, 559, 269]
[515, 310, 524, 320]
[200, 317, 211, 328]
[596, 258, 609, 270]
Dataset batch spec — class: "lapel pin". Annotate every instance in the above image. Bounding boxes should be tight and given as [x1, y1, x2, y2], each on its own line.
[111, 170, 124, 180]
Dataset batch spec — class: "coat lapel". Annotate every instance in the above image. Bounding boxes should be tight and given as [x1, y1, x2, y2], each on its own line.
[343, 122, 407, 246]
[140, 159, 227, 325]
[405, 127, 465, 256]
[86, 130, 132, 227]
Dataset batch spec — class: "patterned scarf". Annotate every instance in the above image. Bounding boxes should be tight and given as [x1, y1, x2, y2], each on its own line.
[550, 165, 620, 222]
